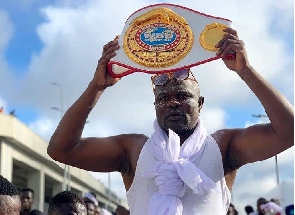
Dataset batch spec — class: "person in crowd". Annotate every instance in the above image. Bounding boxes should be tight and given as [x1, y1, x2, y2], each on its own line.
[227, 203, 238, 215]
[285, 204, 294, 215]
[260, 198, 284, 215]
[254, 197, 284, 215]
[245, 205, 255, 215]
[83, 191, 100, 215]
[0, 175, 21, 215]
[84, 199, 96, 215]
[83, 192, 99, 207]
[47, 26, 294, 214]
[47, 191, 87, 215]
[20, 188, 44, 215]
[255, 198, 269, 215]
[94, 205, 101, 215]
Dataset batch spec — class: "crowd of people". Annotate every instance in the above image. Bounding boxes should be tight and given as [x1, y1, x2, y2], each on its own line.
[0, 175, 129, 215]
[228, 198, 294, 215]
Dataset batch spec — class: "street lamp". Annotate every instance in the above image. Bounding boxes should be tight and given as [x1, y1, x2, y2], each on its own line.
[108, 172, 111, 211]
[252, 114, 279, 185]
[51, 82, 71, 191]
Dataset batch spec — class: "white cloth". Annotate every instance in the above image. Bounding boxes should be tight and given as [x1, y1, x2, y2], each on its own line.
[143, 119, 219, 215]
[261, 202, 284, 213]
[126, 120, 231, 214]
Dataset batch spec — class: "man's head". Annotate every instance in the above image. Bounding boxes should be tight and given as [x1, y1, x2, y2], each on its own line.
[84, 200, 95, 215]
[20, 188, 35, 212]
[94, 205, 101, 215]
[227, 203, 238, 215]
[0, 175, 21, 215]
[152, 69, 204, 136]
[48, 191, 87, 215]
[245, 205, 254, 214]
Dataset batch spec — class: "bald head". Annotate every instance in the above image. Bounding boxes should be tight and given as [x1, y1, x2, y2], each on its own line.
[0, 175, 21, 215]
[48, 191, 87, 215]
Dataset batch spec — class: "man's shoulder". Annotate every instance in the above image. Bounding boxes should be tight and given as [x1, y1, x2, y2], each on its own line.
[119, 133, 148, 145]
[211, 128, 242, 145]
[119, 133, 148, 160]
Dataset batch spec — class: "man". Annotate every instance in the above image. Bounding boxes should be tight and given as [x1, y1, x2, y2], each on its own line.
[0, 175, 21, 215]
[47, 27, 294, 215]
[83, 192, 98, 206]
[94, 205, 101, 215]
[254, 198, 284, 215]
[245, 205, 255, 215]
[20, 188, 44, 215]
[227, 203, 238, 215]
[48, 191, 87, 215]
[83, 192, 100, 215]
[84, 200, 95, 215]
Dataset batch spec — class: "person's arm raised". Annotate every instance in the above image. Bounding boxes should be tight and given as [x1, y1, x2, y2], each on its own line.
[216, 28, 294, 168]
[47, 39, 133, 172]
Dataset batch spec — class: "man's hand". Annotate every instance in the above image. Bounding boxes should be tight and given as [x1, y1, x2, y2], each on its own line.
[216, 28, 251, 73]
[93, 38, 120, 88]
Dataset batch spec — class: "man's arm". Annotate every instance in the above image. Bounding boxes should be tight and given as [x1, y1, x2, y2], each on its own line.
[47, 39, 141, 173]
[216, 28, 294, 168]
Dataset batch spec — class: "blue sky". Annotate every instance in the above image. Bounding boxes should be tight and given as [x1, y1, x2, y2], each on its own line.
[0, 0, 293, 213]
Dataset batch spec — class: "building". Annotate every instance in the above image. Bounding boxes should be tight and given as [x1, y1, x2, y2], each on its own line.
[264, 179, 294, 209]
[0, 112, 128, 213]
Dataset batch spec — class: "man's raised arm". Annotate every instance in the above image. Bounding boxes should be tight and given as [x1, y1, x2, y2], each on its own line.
[47, 39, 129, 172]
[216, 28, 294, 167]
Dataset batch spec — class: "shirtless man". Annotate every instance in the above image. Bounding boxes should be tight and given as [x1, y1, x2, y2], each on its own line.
[47, 28, 294, 214]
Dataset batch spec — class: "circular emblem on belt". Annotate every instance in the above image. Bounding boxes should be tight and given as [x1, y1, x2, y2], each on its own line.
[199, 23, 227, 52]
[123, 7, 194, 68]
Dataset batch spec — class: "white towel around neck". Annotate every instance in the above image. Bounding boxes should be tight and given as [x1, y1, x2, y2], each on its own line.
[143, 119, 219, 215]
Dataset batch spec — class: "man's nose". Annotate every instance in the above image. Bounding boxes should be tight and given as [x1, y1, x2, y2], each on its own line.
[167, 98, 181, 107]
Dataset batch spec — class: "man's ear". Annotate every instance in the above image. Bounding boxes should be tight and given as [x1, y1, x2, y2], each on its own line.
[198, 96, 204, 109]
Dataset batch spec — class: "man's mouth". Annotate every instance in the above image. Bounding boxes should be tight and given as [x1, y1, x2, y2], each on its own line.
[166, 111, 183, 120]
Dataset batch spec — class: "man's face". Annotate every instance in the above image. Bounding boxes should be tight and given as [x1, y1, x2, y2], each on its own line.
[154, 79, 202, 135]
[85, 202, 95, 215]
[94, 206, 101, 215]
[20, 191, 34, 211]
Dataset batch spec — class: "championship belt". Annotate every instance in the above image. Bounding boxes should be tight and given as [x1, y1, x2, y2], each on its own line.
[108, 4, 233, 78]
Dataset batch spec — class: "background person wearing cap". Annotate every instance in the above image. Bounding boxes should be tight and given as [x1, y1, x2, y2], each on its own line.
[83, 192, 101, 215]
[47, 25, 294, 215]
[83, 192, 99, 206]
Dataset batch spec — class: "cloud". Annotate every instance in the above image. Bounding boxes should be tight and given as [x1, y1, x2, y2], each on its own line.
[28, 116, 56, 140]
[0, 9, 14, 113]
